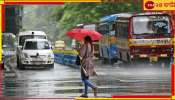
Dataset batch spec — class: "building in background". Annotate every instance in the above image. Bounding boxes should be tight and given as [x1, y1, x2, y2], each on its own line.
[4, 5, 23, 35]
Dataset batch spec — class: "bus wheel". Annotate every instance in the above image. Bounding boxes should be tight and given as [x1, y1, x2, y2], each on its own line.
[119, 52, 122, 60]
[110, 58, 117, 65]
[102, 58, 108, 64]
[126, 53, 131, 65]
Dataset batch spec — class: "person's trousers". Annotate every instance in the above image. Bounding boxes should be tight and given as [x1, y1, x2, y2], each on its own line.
[82, 79, 96, 95]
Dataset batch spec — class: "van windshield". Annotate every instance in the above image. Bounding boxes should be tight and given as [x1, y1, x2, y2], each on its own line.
[19, 35, 46, 46]
[24, 41, 50, 50]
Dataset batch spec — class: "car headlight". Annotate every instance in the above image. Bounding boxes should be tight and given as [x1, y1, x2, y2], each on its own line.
[22, 53, 29, 58]
[48, 53, 54, 59]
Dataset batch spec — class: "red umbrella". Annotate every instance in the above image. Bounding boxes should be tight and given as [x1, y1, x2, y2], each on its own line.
[66, 28, 102, 41]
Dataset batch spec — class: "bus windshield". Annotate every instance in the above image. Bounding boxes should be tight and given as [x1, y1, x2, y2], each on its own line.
[132, 15, 171, 35]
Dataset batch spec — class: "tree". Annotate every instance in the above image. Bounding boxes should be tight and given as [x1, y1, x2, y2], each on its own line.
[51, 2, 141, 46]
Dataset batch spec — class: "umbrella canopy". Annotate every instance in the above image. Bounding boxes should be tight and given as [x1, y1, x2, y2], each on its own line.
[66, 28, 102, 41]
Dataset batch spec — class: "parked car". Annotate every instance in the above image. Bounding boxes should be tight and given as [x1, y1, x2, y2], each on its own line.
[2, 33, 16, 70]
[17, 39, 54, 69]
[2, 33, 16, 57]
[1, 50, 5, 70]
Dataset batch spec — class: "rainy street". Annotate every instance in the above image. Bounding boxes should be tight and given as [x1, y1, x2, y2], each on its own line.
[3, 56, 171, 98]
[3, 4, 174, 99]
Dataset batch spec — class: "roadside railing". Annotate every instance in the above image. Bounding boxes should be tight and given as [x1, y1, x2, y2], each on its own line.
[53, 49, 79, 68]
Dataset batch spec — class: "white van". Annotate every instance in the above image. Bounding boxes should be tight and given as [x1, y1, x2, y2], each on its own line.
[16, 31, 47, 69]
[18, 39, 54, 69]
[17, 31, 47, 48]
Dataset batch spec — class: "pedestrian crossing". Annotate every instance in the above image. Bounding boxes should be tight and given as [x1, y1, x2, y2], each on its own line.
[3, 63, 171, 98]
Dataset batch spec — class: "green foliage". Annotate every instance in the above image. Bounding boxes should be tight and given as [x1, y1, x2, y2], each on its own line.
[23, 2, 141, 47]
[51, 2, 141, 46]
[23, 5, 59, 43]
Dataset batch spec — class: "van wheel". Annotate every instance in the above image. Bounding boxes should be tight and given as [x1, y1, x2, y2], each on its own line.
[20, 64, 25, 70]
[17, 59, 24, 69]
[17, 58, 20, 69]
[18, 62, 25, 70]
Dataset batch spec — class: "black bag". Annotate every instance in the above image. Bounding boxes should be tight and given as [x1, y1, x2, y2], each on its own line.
[76, 55, 81, 65]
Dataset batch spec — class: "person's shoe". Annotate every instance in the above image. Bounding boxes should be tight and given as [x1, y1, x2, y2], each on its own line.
[93, 87, 98, 97]
[80, 94, 88, 98]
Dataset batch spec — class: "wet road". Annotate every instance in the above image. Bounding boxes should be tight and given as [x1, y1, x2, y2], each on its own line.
[3, 59, 171, 98]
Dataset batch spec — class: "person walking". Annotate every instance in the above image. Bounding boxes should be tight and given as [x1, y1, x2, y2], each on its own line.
[79, 36, 98, 98]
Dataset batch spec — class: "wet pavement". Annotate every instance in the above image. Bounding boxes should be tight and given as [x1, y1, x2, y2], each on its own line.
[3, 57, 171, 98]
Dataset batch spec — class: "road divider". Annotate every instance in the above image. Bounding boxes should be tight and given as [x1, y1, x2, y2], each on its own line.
[53, 49, 79, 68]
[53, 49, 78, 55]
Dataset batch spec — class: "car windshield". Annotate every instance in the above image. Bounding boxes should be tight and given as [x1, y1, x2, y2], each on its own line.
[19, 35, 46, 46]
[132, 15, 171, 35]
[24, 41, 50, 50]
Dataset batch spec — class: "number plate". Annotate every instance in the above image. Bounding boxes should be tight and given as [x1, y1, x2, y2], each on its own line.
[32, 58, 43, 65]
[33, 58, 42, 61]
[33, 61, 44, 65]
[34, 62, 41, 65]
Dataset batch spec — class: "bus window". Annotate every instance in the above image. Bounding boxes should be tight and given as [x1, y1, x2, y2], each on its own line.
[109, 23, 115, 31]
[116, 22, 128, 38]
[109, 23, 115, 36]
[97, 23, 109, 35]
